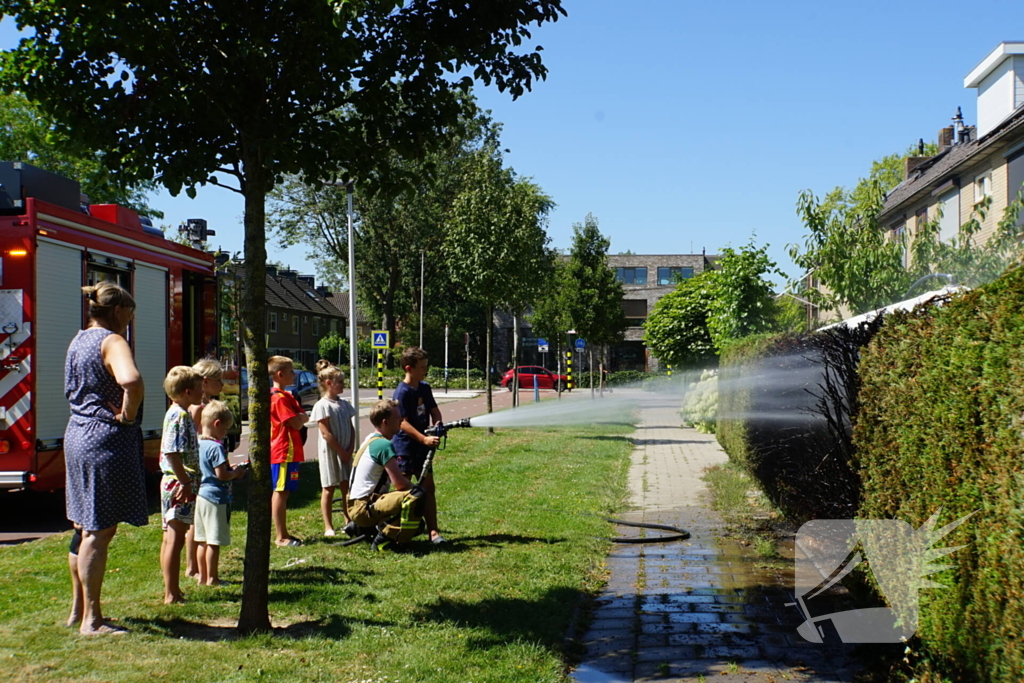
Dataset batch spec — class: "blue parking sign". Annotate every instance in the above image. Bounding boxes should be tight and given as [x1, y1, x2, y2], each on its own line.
[371, 330, 389, 348]
[575, 338, 586, 350]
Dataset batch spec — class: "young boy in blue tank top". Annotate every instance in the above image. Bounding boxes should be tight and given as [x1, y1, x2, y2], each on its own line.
[391, 347, 446, 544]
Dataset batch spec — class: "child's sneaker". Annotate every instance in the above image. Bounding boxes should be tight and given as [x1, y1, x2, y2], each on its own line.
[324, 529, 336, 537]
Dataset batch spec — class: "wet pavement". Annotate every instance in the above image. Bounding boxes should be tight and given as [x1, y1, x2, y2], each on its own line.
[573, 401, 858, 683]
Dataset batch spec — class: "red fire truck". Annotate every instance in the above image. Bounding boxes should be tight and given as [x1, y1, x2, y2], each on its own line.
[0, 162, 218, 492]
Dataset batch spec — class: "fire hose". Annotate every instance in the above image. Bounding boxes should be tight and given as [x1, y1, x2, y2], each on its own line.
[339, 417, 689, 545]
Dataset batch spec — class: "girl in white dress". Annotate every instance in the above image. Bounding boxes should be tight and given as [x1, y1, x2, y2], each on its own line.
[310, 360, 357, 537]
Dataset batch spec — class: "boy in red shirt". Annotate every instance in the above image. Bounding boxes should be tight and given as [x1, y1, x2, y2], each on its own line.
[269, 355, 308, 547]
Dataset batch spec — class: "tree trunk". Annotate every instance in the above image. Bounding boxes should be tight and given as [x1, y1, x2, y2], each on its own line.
[486, 302, 493, 435]
[237, 166, 273, 635]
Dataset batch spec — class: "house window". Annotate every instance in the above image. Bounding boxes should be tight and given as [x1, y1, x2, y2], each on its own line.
[936, 189, 959, 243]
[269, 312, 278, 333]
[330, 318, 337, 333]
[891, 222, 908, 268]
[975, 171, 992, 203]
[281, 312, 288, 322]
[615, 267, 648, 285]
[303, 315, 308, 324]
[313, 317, 320, 335]
[1008, 149, 1024, 226]
[620, 299, 647, 321]
[291, 316, 299, 335]
[657, 267, 694, 285]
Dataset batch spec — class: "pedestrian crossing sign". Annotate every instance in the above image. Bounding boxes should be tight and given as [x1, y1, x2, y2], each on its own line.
[371, 330, 389, 348]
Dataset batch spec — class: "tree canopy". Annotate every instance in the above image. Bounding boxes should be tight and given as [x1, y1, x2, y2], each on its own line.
[644, 242, 785, 367]
[0, 92, 160, 216]
[791, 142, 1024, 316]
[642, 273, 718, 369]
[0, 0, 565, 633]
[559, 214, 627, 349]
[445, 143, 554, 410]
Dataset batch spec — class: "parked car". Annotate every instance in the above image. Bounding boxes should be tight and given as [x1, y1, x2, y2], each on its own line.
[238, 367, 320, 414]
[501, 366, 570, 391]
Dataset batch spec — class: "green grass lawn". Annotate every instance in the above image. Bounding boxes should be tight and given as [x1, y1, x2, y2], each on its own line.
[0, 423, 634, 683]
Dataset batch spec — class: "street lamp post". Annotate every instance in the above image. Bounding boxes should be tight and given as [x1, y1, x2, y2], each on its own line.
[325, 178, 360, 446]
[343, 181, 359, 446]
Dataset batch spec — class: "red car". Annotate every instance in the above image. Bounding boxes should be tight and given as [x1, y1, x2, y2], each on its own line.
[501, 366, 570, 391]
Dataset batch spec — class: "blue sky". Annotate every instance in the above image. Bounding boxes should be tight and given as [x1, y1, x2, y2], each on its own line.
[1, 3, 1018, 286]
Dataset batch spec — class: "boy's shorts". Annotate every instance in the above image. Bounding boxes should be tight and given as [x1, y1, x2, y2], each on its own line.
[319, 452, 352, 489]
[271, 462, 301, 492]
[160, 475, 195, 530]
[395, 453, 426, 479]
[194, 496, 231, 547]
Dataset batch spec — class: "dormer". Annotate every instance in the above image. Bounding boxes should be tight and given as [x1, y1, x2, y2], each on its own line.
[965, 42, 1024, 138]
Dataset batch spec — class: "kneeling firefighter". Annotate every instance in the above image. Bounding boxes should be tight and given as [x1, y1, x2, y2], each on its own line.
[345, 399, 424, 551]
[346, 399, 470, 551]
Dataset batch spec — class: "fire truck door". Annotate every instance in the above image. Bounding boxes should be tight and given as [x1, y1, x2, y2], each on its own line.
[35, 238, 82, 447]
[134, 262, 168, 434]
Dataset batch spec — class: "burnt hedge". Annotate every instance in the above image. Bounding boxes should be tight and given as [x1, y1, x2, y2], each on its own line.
[716, 321, 880, 524]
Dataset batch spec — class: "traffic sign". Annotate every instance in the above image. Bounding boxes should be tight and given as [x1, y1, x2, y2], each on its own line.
[371, 330, 389, 348]
[537, 338, 547, 347]
[521, 337, 538, 346]
[538, 344, 549, 353]
[575, 338, 586, 350]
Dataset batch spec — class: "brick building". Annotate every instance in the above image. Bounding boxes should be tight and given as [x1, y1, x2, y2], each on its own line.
[491, 252, 719, 373]
[607, 253, 718, 371]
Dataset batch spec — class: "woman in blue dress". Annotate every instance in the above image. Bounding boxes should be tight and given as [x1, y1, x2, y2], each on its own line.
[64, 281, 145, 635]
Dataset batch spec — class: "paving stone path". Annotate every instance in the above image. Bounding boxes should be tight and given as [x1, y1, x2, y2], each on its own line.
[572, 398, 859, 683]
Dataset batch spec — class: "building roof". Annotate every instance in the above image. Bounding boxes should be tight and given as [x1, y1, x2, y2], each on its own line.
[226, 264, 346, 318]
[326, 291, 372, 325]
[965, 42, 1024, 88]
[879, 105, 1024, 222]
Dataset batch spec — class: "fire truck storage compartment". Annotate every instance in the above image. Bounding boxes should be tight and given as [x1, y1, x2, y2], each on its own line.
[0, 162, 82, 215]
[35, 238, 82, 447]
[134, 262, 169, 433]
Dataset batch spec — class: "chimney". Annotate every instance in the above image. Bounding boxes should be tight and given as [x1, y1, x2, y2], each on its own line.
[316, 286, 331, 297]
[938, 126, 955, 151]
[279, 269, 298, 281]
[965, 42, 1024, 138]
[904, 156, 931, 179]
[266, 265, 277, 277]
[298, 274, 315, 287]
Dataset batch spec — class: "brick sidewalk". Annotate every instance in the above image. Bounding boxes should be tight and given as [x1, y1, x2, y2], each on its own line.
[572, 399, 858, 683]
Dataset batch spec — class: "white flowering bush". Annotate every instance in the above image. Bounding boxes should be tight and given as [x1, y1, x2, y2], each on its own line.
[681, 369, 718, 433]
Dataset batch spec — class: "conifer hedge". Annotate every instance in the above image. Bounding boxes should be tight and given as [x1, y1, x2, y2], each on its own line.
[856, 266, 1024, 680]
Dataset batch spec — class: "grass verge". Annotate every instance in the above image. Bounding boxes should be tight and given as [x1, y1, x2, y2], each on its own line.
[0, 423, 633, 683]
[701, 461, 787, 567]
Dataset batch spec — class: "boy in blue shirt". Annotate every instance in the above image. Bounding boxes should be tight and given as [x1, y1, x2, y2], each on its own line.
[194, 400, 246, 586]
[391, 347, 445, 544]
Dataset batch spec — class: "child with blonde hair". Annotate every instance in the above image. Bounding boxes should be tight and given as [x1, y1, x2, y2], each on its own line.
[185, 357, 224, 579]
[159, 366, 203, 603]
[195, 400, 245, 586]
[310, 359, 357, 537]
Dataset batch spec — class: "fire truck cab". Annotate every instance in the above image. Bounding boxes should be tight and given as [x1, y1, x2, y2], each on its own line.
[0, 162, 217, 491]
